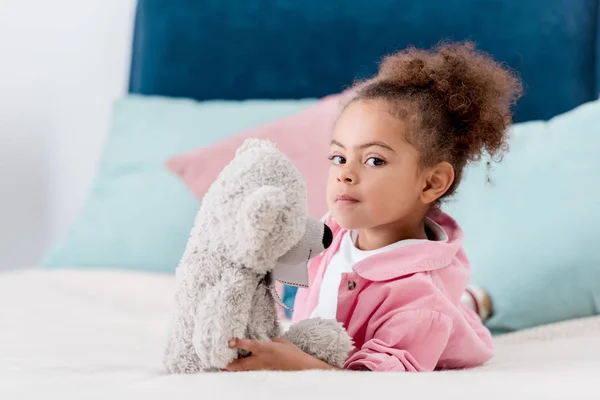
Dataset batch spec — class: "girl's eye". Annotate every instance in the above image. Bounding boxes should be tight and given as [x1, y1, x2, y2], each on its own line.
[366, 157, 385, 166]
[329, 155, 346, 165]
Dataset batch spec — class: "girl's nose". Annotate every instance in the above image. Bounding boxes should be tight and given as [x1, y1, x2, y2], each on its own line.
[337, 168, 356, 184]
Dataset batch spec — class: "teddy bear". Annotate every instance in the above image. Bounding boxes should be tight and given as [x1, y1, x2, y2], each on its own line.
[163, 138, 354, 373]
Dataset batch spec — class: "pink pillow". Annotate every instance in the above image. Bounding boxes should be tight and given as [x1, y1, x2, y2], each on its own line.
[166, 92, 349, 219]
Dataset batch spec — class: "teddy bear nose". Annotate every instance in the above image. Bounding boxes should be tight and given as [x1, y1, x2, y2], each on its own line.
[322, 225, 333, 249]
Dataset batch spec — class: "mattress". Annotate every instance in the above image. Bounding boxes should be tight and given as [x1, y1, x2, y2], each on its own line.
[1, 268, 598, 400]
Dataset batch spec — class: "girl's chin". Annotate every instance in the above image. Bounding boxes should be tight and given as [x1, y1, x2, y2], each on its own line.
[329, 212, 365, 231]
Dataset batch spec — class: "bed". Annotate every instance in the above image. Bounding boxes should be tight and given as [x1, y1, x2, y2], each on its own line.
[2, 268, 600, 399]
[4, 0, 600, 398]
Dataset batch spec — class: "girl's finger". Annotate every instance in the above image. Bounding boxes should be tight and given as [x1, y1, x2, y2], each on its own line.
[225, 355, 261, 372]
[228, 338, 263, 353]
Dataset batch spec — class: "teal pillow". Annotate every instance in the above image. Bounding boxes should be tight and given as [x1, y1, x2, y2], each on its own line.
[41, 95, 317, 273]
[444, 99, 600, 333]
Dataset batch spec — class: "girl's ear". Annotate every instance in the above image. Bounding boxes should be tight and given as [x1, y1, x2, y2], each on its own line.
[420, 161, 454, 204]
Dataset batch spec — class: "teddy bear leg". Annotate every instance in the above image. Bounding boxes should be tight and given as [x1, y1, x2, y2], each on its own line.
[192, 269, 258, 370]
[284, 318, 354, 369]
[163, 321, 204, 373]
[165, 343, 203, 373]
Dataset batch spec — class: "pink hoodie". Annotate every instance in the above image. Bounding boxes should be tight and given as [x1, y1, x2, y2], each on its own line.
[292, 211, 494, 371]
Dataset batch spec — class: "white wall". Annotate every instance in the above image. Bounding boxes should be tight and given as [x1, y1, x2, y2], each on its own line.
[0, 0, 137, 269]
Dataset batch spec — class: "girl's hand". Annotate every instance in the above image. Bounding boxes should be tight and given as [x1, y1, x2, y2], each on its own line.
[225, 337, 341, 371]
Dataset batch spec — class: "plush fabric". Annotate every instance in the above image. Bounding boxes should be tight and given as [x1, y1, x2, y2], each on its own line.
[443, 98, 600, 333]
[166, 93, 346, 219]
[164, 139, 350, 372]
[129, 0, 600, 123]
[41, 95, 317, 273]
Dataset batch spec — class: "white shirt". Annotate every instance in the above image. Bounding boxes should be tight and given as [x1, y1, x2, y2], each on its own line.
[310, 217, 448, 320]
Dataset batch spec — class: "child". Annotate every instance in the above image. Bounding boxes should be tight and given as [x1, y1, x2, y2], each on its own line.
[227, 41, 522, 372]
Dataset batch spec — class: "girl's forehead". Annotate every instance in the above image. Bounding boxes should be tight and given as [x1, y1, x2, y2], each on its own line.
[333, 100, 410, 148]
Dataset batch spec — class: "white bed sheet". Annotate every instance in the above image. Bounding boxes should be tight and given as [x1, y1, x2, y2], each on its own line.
[1, 268, 598, 400]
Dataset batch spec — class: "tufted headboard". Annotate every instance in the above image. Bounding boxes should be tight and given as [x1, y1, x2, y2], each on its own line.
[128, 0, 600, 123]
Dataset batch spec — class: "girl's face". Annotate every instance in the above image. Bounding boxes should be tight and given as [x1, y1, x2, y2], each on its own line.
[326, 99, 427, 231]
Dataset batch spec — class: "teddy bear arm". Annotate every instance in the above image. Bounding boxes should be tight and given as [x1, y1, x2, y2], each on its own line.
[231, 185, 288, 269]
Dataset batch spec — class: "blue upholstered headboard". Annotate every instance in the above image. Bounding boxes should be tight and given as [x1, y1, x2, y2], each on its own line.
[128, 0, 600, 123]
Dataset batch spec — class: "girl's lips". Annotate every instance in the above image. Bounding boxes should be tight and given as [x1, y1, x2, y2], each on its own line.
[336, 195, 359, 203]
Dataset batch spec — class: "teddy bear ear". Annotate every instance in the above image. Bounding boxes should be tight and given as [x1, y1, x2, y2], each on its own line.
[235, 138, 277, 157]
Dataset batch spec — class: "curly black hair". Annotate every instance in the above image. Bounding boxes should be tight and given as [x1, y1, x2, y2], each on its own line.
[350, 41, 523, 200]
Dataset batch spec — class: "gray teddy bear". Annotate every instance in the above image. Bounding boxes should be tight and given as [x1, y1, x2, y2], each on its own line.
[164, 138, 354, 373]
